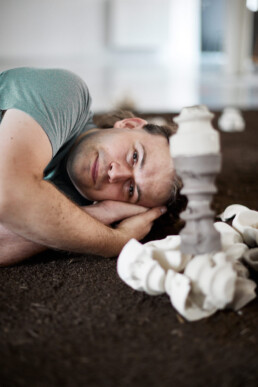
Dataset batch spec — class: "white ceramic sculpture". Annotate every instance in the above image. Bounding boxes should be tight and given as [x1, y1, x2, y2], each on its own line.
[214, 222, 248, 260]
[243, 248, 258, 271]
[232, 210, 258, 247]
[218, 107, 245, 132]
[214, 221, 243, 246]
[164, 250, 255, 321]
[170, 105, 220, 157]
[164, 269, 217, 321]
[218, 204, 249, 222]
[218, 204, 258, 248]
[228, 277, 257, 310]
[170, 105, 222, 254]
[145, 236, 191, 272]
[184, 252, 237, 310]
[117, 232, 257, 321]
[117, 239, 166, 296]
[117, 102, 256, 321]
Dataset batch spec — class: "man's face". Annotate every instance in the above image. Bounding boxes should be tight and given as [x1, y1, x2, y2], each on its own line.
[67, 123, 174, 207]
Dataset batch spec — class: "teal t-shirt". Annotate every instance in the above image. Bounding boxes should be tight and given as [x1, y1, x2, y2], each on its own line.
[0, 67, 96, 205]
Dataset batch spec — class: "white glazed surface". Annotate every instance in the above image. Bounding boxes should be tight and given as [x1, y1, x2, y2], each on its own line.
[170, 105, 220, 157]
[218, 107, 245, 132]
[243, 248, 258, 270]
[233, 210, 258, 247]
[184, 252, 237, 310]
[145, 236, 191, 272]
[117, 228, 257, 321]
[117, 239, 166, 295]
[218, 204, 249, 222]
[218, 204, 258, 248]
[165, 269, 216, 321]
[214, 221, 243, 247]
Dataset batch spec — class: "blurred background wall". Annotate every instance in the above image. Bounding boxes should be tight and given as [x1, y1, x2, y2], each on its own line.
[0, 0, 257, 112]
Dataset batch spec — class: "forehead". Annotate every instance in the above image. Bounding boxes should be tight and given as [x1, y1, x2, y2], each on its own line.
[135, 133, 174, 207]
[138, 164, 174, 207]
[125, 128, 169, 151]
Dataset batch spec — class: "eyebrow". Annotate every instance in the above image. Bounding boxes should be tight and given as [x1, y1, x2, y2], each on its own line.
[135, 144, 146, 203]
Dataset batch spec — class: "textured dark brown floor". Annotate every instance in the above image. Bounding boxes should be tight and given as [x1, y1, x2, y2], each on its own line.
[0, 111, 258, 387]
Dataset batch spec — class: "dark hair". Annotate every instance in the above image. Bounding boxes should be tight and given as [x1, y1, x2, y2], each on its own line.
[93, 110, 135, 129]
[142, 123, 177, 143]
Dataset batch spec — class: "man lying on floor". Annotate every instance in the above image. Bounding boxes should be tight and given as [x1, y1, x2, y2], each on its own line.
[0, 67, 177, 266]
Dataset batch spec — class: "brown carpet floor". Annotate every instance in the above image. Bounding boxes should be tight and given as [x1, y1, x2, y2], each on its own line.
[0, 110, 258, 387]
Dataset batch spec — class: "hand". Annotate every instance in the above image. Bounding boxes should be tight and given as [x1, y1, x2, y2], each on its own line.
[82, 200, 149, 225]
[116, 206, 167, 242]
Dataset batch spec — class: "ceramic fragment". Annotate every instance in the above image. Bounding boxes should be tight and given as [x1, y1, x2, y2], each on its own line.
[145, 236, 191, 272]
[145, 235, 181, 250]
[184, 253, 237, 309]
[214, 221, 243, 247]
[232, 210, 258, 247]
[232, 260, 249, 278]
[214, 221, 248, 260]
[218, 107, 245, 132]
[218, 204, 249, 222]
[117, 239, 166, 295]
[165, 269, 216, 321]
[224, 243, 249, 261]
[243, 248, 258, 271]
[228, 277, 256, 310]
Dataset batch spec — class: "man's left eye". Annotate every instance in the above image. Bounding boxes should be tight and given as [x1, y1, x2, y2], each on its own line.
[133, 151, 138, 164]
[129, 182, 134, 197]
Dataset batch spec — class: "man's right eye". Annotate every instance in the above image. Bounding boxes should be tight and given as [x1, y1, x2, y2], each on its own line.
[132, 151, 138, 164]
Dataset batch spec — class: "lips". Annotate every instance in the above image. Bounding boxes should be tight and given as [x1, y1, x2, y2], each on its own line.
[92, 155, 99, 184]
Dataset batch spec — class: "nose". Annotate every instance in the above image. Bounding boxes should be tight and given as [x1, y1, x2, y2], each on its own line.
[108, 162, 132, 183]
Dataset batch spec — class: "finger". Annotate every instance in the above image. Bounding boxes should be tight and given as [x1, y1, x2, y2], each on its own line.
[114, 202, 148, 213]
[141, 206, 167, 222]
[122, 205, 148, 218]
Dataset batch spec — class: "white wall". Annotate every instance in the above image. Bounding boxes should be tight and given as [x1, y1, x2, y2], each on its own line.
[0, 0, 200, 66]
[0, 0, 202, 112]
[0, 0, 106, 59]
[166, 0, 201, 70]
[224, 0, 254, 74]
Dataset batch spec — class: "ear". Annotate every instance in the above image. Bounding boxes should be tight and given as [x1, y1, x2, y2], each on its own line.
[114, 117, 148, 129]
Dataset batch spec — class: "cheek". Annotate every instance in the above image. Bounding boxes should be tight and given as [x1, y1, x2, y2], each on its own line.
[90, 184, 125, 201]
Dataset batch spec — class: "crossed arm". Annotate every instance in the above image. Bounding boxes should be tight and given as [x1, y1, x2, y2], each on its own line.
[0, 110, 165, 266]
[0, 201, 151, 266]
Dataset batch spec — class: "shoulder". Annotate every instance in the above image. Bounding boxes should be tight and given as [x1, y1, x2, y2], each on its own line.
[1, 67, 89, 90]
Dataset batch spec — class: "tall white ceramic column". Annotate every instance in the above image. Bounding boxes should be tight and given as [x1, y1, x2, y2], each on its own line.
[170, 105, 222, 254]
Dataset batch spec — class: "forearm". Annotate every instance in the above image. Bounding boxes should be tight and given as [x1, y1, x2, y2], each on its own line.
[0, 223, 46, 266]
[0, 179, 127, 257]
[0, 199, 150, 266]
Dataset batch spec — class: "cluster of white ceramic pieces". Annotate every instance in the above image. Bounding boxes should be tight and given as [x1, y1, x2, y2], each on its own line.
[218, 204, 258, 269]
[165, 251, 255, 321]
[117, 236, 191, 296]
[218, 107, 245, 132]
[117, 207, 257, 321]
